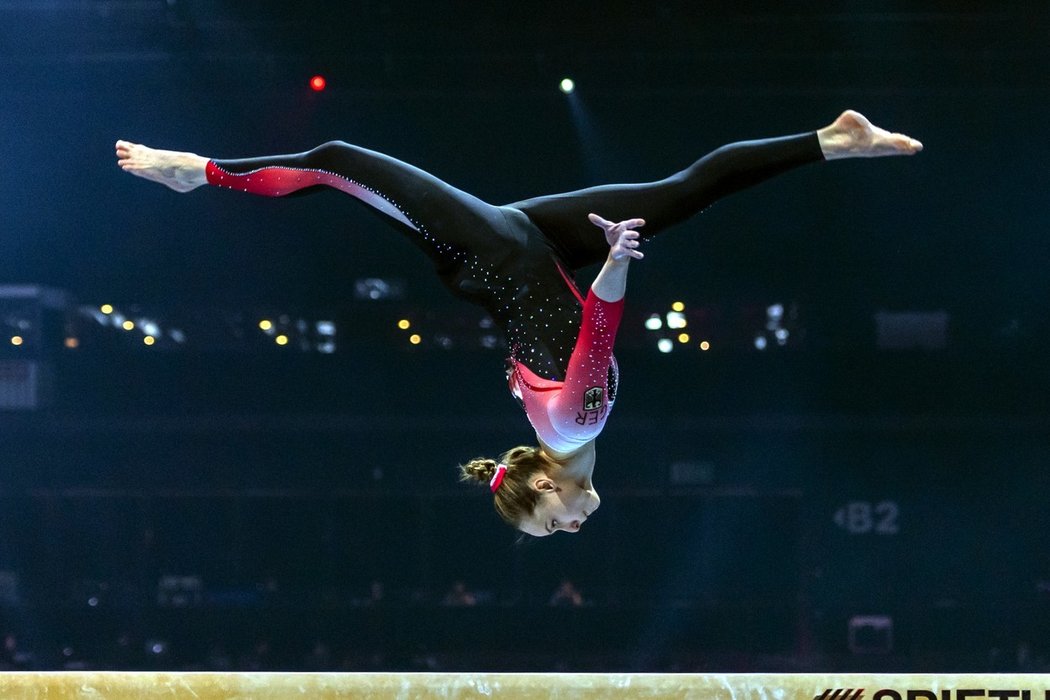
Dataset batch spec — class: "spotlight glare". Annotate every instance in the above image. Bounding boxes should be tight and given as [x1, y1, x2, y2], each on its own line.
[397, 319, 411, 330]
[559, 77, 575, 94]
[143, 336, 156, 346]
[259, 319, 273, 332]
[755, 336, 768, 350]
[409, 334, 422, 345]
[100, 304, 114, 315]
[678, 333, 690, 344]
[65, 337, 79, 349]
[121, 320, 135, 331]
[309, 75, 327, 92]
[666, 311, 687, 329]
[657, 338, 674, 354]
[10, 336, 23, 346]
[671, 301, 685, 312]
[700, 340, 711, 351]
[644, 314, 663, 331]
[275, 334, 289, 346]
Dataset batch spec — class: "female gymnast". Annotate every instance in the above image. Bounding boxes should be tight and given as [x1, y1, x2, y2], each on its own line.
[115, 110, 921, 537]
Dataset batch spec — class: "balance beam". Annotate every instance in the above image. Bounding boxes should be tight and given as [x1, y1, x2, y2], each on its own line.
[0, 673, 1046, 699]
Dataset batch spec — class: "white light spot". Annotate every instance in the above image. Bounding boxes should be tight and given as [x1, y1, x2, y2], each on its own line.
[666, 311, 687, 329]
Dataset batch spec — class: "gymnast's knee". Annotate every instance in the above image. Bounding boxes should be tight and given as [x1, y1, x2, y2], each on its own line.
[295, 140, 360, 171]
[308, 140, 353, 158]
[684, 142, 739, 176]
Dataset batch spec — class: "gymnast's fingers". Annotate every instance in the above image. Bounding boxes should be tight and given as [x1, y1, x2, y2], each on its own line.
[588, 213, 614, 229]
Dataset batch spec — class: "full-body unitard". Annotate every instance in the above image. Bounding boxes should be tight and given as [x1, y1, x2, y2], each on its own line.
[207, 132, 823, 385]
[207, 132, 822, 445]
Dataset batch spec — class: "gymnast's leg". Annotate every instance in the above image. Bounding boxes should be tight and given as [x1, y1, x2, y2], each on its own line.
[114, 139, 510, 257]
[508, 110, 923, 270]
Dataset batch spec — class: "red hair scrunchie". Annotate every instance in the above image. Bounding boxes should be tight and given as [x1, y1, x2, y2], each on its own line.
[489, 463, 508, 493]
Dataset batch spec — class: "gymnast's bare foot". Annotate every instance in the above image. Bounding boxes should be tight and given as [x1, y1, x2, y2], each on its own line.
[817, 110, 923, 160]
[115, 140, 209, 192]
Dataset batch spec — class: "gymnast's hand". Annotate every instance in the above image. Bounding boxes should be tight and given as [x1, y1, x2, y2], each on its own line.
[588, 213, 646, 262]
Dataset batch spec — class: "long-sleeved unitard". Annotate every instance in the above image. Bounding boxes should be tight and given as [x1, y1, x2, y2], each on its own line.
[509, 289, 624, 454]
[205, 132, 824, 446]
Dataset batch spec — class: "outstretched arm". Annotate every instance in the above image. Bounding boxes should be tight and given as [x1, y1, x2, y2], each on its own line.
[535, 214, 645, 453]
[587, 213, 645, 302]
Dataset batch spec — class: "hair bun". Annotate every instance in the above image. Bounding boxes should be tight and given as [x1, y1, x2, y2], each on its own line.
[458, 457, 499, 485]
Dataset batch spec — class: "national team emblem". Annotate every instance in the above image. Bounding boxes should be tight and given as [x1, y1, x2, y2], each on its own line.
[583, 387, 603, 411]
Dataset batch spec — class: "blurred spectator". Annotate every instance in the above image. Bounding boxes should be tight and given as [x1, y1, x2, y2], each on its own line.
[237, 639, 272, 671]
[106, 631, 139, 669]
[303, 640, 332, 671]
[205, 644, 234, 672]
[368, 580, 385, 606]
[442, 581, 477, 607]
[0, 633, 32, 670]
[549, 579, 584, 607]
[60, 644, 90, 671]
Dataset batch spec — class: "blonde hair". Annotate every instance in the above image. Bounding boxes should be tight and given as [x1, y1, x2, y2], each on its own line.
[459, 445, 558, 528]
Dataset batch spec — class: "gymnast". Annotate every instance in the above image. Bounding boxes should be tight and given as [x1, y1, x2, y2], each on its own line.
[115, 110, 921, 537]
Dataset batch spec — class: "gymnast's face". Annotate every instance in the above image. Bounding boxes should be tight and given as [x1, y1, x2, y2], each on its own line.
[518, 477, 601, 537]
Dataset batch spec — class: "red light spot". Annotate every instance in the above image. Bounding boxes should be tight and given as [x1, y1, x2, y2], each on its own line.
[309, 75, 326, 92]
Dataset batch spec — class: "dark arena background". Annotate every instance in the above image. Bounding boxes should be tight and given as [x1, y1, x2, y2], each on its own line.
[1, 0, 1049, 679]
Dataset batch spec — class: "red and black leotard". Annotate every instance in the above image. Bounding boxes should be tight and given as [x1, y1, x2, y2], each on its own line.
[509, 289, 623, 453]
[205, 132, 823, 443]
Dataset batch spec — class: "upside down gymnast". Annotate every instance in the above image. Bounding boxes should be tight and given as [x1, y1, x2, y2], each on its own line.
[115, 109, 922, 537]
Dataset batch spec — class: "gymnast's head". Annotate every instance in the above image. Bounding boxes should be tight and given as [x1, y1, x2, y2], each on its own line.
[459, 446, 600, 537]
